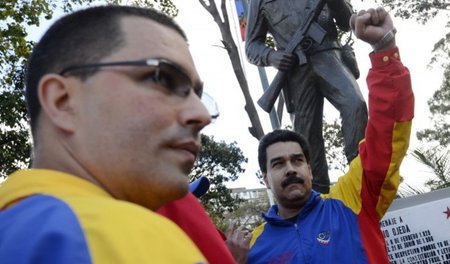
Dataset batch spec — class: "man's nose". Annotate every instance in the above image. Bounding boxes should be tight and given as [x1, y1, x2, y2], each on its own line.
[180, 93, 212, 132]
[285, 161, 297, 176]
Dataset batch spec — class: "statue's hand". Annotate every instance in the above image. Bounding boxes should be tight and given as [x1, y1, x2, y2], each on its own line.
[350, 7, 396, 51]
[268, 50, 298, 71]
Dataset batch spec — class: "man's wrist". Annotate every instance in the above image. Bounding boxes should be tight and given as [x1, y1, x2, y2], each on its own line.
[369, 47, 401, 68]
[371, 28, 397, 51]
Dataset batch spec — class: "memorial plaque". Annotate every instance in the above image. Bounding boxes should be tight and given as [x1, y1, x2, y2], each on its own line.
[380, 188, 450, 264]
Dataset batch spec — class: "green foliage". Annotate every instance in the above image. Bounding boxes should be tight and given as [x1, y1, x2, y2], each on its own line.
[0, 66, 31, 177]
[0, 1, 56, 178]
[191, 134, 247, 229]
[414, 32, 450, 194]
[412, 148, 450, 190]
[265, 35, 275, 49]
[397, 182, 427, 198]
[323, 118, 347, 173]
[1, 1, 51, 85]
[255, 170, 264, 186]
[376, 0, 449, 24]
[416, 65, 450, 146]
[131, 0, 178, 17]
[430, 31, 450, 66]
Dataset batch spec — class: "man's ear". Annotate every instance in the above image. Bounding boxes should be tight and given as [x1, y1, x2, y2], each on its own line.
[262, 172, 270, 189]
[308, 164, 313, 179]
[38, 74, 77, 133]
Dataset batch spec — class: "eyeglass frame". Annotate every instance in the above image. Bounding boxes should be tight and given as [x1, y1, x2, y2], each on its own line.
[58, 58, 219, 120]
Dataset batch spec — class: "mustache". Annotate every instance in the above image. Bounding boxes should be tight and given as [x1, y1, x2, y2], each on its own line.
[281, 175, 305, 188]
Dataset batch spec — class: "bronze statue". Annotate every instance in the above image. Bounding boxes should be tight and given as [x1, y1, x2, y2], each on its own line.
[246, 0, 368, 193]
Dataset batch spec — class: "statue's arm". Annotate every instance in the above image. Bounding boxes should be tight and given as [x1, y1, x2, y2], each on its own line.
[245, 0, 273, 66]
[327, 0, 354, 31]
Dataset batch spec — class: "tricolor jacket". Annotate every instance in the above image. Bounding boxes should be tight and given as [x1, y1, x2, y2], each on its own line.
[0, 170, 207, 264]
[248, 47, 414, 264]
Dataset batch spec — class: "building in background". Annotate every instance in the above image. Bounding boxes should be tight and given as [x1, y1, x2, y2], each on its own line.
[228, 187, 272, 228]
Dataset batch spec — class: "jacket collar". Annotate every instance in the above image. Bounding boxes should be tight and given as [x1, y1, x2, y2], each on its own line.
[262, 190, 321, 225]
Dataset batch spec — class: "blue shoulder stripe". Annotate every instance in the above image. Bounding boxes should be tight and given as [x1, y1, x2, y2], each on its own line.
[0, 194, 92, 264]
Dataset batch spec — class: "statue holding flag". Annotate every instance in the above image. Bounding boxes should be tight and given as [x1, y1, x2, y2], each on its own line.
[245, 0, 368, 193]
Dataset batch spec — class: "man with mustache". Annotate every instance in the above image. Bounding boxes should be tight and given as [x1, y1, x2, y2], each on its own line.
[245, 7, 414, 264]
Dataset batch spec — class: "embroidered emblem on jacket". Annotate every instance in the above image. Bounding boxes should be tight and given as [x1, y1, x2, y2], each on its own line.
[317, 231, 331, 245]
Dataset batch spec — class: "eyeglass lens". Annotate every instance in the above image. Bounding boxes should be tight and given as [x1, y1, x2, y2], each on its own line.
[159, 61, 219, 120]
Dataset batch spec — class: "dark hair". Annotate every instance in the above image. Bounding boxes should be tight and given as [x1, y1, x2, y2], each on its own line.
[25, 5, 187, 134]
[258, 129, 310, 173]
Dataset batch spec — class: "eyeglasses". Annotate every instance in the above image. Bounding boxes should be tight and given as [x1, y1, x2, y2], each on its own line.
[59, 58, 219, 120]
